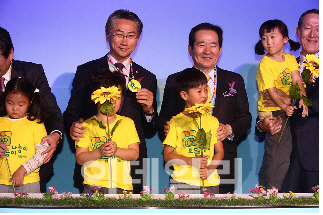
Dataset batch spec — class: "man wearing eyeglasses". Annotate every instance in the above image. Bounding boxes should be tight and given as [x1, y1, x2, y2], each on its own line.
[64, 9, 158, 194]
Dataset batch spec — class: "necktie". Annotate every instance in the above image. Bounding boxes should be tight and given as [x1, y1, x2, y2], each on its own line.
[0, 77, 5, 92]
[205, 73, 212, 104]
[114, 63, 124, 71]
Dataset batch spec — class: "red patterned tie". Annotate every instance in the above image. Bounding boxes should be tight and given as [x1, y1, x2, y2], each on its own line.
[0, 77, 5, 92]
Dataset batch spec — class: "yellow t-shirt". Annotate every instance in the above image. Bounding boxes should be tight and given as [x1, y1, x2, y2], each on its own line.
[0, 116, 47, 185]
[75, 115, 140, 190]
[256, 53, 299, 112]
[162, 112, 220, 187]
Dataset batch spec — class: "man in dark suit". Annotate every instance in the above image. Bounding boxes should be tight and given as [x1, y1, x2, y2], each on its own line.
[257, 9, 319, 193]
[159, 23, 252, 194]
[63, 9, 158, 194]
[0, 26, 64, 193]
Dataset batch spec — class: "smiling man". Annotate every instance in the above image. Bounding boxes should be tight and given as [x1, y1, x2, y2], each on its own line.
[64, 9, 158, 194]
[159, 23, 251, 194]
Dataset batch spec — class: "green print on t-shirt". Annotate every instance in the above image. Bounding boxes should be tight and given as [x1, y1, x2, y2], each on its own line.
[280, 68, 292, 85]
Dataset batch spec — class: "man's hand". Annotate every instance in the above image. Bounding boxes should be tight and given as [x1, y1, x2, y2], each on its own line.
[259, 115, 282, 135]
[0, 141, 8, 158]
[136, 89, 154, 115]
[215, 123, 232, 141]
[164, 121, 170, 137]
[40, 132, 60, 164]
[70, 118, 85, 141]
[263, 89, 291, 107]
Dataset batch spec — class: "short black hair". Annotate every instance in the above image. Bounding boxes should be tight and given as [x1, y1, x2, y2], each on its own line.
[92, 70, 126, 94]
[105, 9, 143, 38]
[298, 9, 319, 29]
[0, 26, 14, 58]
[175, 67, 207, 94]
[189, 22, 223, 48]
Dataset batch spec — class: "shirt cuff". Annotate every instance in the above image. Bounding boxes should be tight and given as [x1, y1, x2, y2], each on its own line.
[144, 109, 155, 122]
[50, 130, 63, 139]
[256, 119, 265, 133]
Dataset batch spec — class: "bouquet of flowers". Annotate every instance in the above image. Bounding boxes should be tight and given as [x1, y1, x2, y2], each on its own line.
[301, 54, 319, 84]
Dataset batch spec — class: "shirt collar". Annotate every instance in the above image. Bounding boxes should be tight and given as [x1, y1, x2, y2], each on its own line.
[107, 53, 131, 73]
[2, 63, 11, 82]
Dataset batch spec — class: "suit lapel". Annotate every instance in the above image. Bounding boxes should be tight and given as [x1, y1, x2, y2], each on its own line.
[213, 67, 224, 114]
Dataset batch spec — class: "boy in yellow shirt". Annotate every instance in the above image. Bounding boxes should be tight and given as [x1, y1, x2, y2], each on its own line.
[163, 68, 224, 194]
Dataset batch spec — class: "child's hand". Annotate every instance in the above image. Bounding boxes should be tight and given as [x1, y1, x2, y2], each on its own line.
[299, 99, 308, 117]
[192, 156, 208, 169]
[0, 142, 8, 158]
[11, 166, 27, 187]
[199, 167, 208, 180]
[99, 140, 117, 157]
[285, 105, 295, 116]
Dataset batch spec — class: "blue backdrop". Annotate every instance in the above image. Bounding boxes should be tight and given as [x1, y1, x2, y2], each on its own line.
[0, 0, 319, 194]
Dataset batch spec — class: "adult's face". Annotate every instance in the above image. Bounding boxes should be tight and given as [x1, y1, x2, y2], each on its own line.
[0, 48, 13, 77]
[297, 13, 319, 56]
[106, 19, 139, 63]
[188, 29, 222, 74]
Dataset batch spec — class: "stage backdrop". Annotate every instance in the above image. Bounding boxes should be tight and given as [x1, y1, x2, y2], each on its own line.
[0, 0, 319, 194]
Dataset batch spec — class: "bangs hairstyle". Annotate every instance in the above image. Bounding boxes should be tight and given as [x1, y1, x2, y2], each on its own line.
[255, 19, 300, 55]
[0, 77, 48, 123]
[92, 70, 126, 93]
[175, 67, 207, 94]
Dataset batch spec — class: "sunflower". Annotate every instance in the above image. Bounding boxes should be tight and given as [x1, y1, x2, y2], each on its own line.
[91, 86, 121, 104]
[304, 54, 319, 78]
[185, 103, 214, 115]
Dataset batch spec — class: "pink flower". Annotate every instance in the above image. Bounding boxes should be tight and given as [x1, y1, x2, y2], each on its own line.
[312, 186, 318, 191]
[250, 188, 255, 193]
[143, 186, 150, 193]
[150, 188, 155, 192]
[140, 191, 144, 194]
[187, 195, 190, 198]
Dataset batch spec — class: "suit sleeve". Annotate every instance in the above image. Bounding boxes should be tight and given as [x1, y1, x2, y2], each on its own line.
[63, 66, 85, 139]
[158, 74, 182, 141]
[142, 74, 158, 139]
[229, 74, 252, 141]
[34, 64, 64, 137]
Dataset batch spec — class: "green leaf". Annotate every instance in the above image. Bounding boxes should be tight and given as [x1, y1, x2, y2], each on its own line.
[195, 128, 206, 151]
[93, 116, 106, 129]
[301, 69, 311, 83]
[289, 83, 301, 100]
[301, 95, 313, 106]
[205, 130, 212, 150]
[110, 119, 122, 137]
[100, 101, 114, 114]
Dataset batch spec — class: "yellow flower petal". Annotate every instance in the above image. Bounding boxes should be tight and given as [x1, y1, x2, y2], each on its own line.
[91, 86, 121, 104]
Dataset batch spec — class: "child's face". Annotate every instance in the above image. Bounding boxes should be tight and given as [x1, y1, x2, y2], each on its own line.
[181, 83, 208, 108]
[5, 92, 31, 119]
[261, 28, 288, 57]
[97, 85, 123, 116]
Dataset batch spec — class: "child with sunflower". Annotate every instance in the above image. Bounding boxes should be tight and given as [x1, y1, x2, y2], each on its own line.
[75, 71, 139, 194]
[162, 68, 224, 194]
[255, 19, 309, 190]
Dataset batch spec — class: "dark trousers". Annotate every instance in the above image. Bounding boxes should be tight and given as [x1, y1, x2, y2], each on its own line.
[258, 110, 292, 190]
[280, 131, 319, 193]
[39, 159, 54, 193]
[218, 150, 237, 194]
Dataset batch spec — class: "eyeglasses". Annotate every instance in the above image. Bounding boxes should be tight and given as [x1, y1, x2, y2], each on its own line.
[110, 32, 138, 40]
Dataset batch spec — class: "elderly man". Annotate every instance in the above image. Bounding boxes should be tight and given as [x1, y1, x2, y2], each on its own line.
[64, 9, 158, 194]
[256, 9, 319, 192]
[0, 26, 63, 193]
[159, 23, 251, 194]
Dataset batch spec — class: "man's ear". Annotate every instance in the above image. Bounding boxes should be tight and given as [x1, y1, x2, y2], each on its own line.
[296, 27, 301, 40]
[188, 45, 192, 56]
[180, 91, 188, 100]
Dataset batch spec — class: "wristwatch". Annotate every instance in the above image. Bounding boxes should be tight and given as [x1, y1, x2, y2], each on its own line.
[256, 119, 265, 133]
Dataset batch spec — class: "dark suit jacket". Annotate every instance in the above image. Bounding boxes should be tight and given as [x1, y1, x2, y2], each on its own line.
[10, 60, 63, 135]
[63, 55, 158, 155]
[159, 66, 252, 153]
[289, 57, 319, 171]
